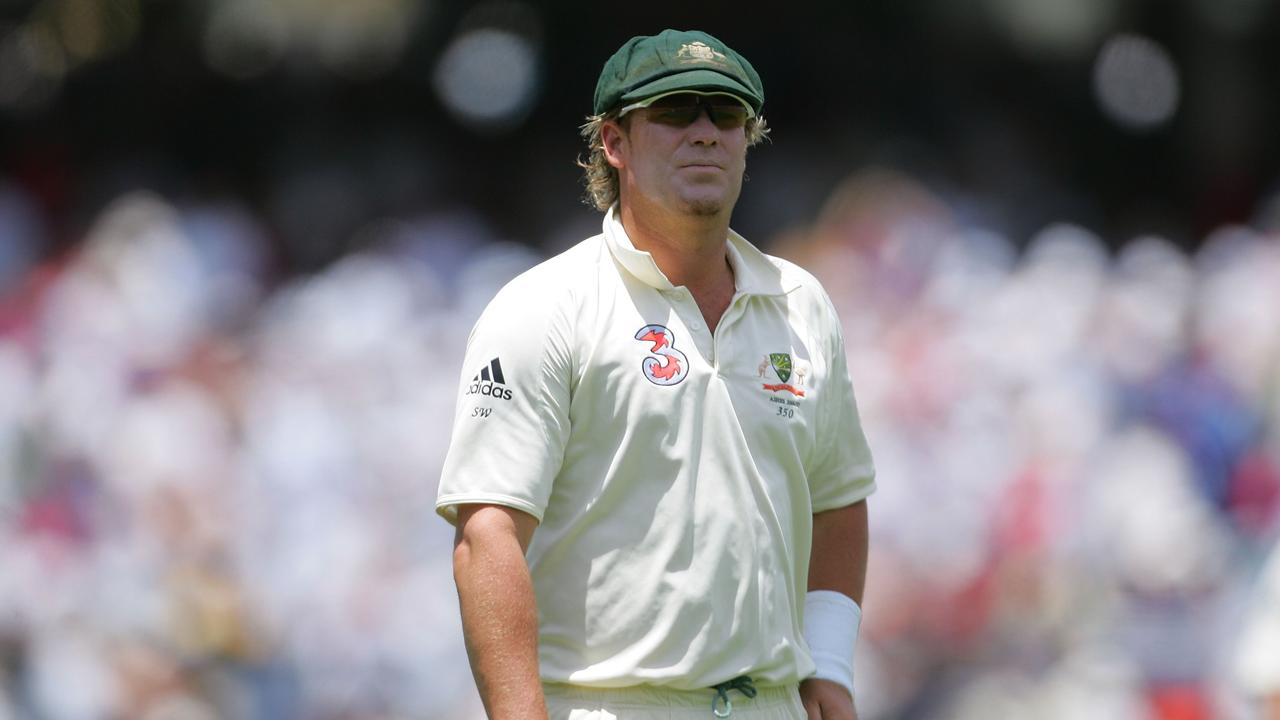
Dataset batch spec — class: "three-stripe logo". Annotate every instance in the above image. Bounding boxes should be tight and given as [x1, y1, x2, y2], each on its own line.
[466, 358, 513, 400]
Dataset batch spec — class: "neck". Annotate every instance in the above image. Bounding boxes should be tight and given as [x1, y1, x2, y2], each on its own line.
[617, 201, 734, 292]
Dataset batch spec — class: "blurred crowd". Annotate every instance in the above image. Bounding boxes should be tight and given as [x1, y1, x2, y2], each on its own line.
[1, 166, 1279, 719]
[779, 170, 1280, 720]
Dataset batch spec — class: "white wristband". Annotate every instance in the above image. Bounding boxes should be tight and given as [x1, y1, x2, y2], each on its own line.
[803, 590, 861, 698]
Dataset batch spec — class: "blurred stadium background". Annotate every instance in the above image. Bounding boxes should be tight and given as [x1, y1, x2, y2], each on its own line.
[2, 1, 1280, 719]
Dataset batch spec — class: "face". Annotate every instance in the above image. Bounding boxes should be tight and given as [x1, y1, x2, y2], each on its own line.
[603, 93, 750, 219]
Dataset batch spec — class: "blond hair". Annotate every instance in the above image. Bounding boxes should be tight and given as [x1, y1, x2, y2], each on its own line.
[576, 111, 771, 212]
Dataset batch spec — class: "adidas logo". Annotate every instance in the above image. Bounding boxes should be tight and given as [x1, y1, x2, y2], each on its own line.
[466, 357, 513, 400]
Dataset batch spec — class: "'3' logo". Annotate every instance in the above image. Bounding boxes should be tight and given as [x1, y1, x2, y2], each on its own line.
[635, 324, 689, 386]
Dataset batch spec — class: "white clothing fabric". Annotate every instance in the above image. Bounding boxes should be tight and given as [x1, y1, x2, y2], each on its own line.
[437, 208, 875, 689]
[543, 682, 806, 719]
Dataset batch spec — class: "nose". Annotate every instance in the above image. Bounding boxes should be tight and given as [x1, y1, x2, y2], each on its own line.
[688, 108, 719, 144]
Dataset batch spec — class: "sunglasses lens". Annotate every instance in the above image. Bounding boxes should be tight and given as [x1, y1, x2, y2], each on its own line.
[651, 106, 702, 126]
[646, 94, 749, 128]
[709, 104, 749, 128]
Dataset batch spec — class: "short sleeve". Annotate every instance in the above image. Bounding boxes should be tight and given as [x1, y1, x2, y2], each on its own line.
[806, 297, 876, 512]
[436, 274, 574, 525]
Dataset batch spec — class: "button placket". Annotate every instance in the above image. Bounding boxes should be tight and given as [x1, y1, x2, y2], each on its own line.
[712, 293, 749, 374]
[667, 288, 713, 362]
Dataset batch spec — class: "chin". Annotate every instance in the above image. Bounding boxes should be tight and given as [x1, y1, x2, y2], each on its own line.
[684, 198, 726, 216]
[677, 187, 736, 216]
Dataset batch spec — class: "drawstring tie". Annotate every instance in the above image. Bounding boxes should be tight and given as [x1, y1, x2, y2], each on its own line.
[710, 676, 757, 717]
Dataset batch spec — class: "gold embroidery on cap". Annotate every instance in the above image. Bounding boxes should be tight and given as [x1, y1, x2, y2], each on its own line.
[677, 41, 727, 64]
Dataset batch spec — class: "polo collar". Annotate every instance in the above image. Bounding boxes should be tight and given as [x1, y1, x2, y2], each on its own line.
[603, 206, 799, 297]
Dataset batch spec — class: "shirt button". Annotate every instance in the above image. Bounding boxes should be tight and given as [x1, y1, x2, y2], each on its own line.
[690, 321, 703, 330]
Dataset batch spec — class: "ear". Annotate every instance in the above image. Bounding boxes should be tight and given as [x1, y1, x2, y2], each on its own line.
[601, 119, 628, 170]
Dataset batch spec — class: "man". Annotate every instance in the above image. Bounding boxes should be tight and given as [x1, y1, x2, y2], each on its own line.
[437, 29, 875, 719]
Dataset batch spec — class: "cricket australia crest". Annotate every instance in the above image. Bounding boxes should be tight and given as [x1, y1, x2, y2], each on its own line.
[758, 353, 806, 397]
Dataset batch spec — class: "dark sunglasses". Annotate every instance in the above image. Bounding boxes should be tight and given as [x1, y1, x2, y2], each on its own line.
[623, 93, 753, 130]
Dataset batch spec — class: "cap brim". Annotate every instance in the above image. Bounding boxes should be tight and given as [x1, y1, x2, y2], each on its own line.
[618, 69, 762, 113]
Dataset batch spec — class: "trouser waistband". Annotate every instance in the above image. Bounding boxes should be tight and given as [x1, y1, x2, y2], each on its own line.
[542, 681, 799, 709]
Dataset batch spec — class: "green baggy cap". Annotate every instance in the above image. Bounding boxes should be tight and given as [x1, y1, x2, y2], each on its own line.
[593, 29, 764, 116]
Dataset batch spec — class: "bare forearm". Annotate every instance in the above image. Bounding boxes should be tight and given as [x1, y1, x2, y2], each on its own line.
[454, 506, 547, 720]
[808, 500, 869, 603]
[801, 501, 869, 719]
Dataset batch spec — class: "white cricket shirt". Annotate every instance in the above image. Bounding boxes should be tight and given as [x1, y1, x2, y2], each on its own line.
[437, 207, 876, 690]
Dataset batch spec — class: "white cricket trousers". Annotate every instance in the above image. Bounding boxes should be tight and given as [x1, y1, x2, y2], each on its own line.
[543, 682, 807, 719]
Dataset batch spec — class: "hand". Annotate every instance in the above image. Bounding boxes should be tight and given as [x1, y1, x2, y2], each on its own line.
[799, 678, 858, 720]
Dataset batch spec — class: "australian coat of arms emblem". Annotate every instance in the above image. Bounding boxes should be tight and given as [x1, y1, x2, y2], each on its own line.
[758, 353, 806, 397]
